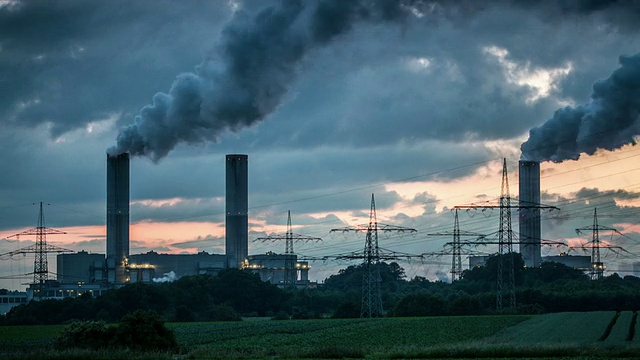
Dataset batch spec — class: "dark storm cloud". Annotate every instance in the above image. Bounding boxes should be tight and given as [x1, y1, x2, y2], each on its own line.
[108, 0, 415, 161]
[521, 54, 640, 162]
[0, 0, 229, 136]
[4, 0, 640, 161]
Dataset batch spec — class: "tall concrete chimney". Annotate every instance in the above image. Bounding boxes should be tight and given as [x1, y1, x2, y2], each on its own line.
[107, 153, 130, 284]
[226, 154, 248, 268]
[519, 160, 541, 267]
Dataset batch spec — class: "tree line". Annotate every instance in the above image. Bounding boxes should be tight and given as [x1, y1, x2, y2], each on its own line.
[2, 254, 640, 325]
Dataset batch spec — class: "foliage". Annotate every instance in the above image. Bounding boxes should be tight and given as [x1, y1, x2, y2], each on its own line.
[54, 310, 177, 352]
[114, 310, 178, 351]
[4, 260, 640, 326]
[3, 269, 285, 325]
[393, 293, 448, 317]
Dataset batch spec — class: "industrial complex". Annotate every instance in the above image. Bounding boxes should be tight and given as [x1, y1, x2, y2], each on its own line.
[20, 153, 311, 301]
[0, 154, 620, 306]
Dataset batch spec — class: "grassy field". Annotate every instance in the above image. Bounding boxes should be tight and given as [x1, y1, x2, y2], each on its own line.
[1, 312, 640, 359]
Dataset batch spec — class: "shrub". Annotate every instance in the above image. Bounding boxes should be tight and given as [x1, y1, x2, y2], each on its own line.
[208, 303, 241, 321]
[272, 310, 290, 320]
[114, 310, 178, 351]
[55, 311, 178, 352]
[56, 320, 115, 349]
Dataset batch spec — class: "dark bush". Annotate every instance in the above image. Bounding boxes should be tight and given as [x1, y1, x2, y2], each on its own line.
[114, 310, 178, 351]
[55, 311, 178, 352]
[332, 301, 360, 319]
[208, 303, 241, 321]
[56, 320, 115, 349]
[272, 310, 290, 320]
[393, 293, 448, 317]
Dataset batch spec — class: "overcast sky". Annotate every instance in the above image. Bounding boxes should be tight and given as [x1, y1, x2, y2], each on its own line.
[2, 0, 640, 291]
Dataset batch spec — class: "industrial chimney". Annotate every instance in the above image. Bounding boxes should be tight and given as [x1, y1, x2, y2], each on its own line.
[518, 160, 541, 267]
[107, 153, 130, 284]
[226, 154, 248, 268]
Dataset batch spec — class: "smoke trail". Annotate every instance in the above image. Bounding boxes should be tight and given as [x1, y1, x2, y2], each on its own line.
[107, 0, 409, 161]
[521, 53, 640, 162]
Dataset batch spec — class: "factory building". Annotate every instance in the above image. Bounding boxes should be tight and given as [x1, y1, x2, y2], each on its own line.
[0, 291, 27, 315]
[128, 251, 226, 282]
[57, 251, 105, 284]
[246, 252, 311, 288]
[542, 254, 591, 270]
[519, 160, 541, 267]
[468, 254, 592, 273]
[49, 153, 313, 297]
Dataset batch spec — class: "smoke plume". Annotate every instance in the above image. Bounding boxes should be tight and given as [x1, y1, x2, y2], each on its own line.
[521, 53, 640, 162]
[107, 0, 410, 161]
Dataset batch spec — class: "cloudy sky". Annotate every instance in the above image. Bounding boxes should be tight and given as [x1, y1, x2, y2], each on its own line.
[1, 0, 640, 291]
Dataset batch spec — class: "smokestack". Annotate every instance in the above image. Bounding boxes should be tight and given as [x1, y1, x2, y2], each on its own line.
[519, 160, 541, 267]
[107, 153, 130, 284]
[226, 154, 248, 268]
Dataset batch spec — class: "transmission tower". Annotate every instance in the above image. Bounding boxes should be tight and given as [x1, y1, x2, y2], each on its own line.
[453, 159, 560, 310]
[330, 194, 417, 318]
[496, 158, 515, 310]
[2, 202, 72, 299]
[254, 210, 322, 287]
[575, 208, 627, 280]
[427, 209, 486, 281]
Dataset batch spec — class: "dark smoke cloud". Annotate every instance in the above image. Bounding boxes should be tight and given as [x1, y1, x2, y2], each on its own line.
[108, 0, 410, 161]
[521, 53, 640, 162]
[108, 0, 640, 161]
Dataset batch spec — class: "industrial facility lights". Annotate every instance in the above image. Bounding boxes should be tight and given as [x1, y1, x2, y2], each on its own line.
[128, 263, 154, 269]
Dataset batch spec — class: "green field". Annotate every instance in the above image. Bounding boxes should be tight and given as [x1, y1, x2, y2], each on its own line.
[1, 312, 640, 359]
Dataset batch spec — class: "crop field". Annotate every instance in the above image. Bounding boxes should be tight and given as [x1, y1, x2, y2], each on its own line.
[170, 315, 528, 358]
[1, 313, 640, 359]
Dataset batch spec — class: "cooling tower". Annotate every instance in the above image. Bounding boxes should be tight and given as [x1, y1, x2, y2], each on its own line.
[107, 153, 130, 284]
[226, 154, 248, 268]
[519, 160, 541, 267]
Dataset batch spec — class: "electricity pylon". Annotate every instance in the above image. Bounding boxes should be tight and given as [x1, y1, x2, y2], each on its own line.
[2, 202, 72, 299]
[575, 208, 627, 280]
[254, 210, 322, 287]
[454, 159, 560, 310]
[330, 194, 417, 318]
[496, 158, 515, 310]
[427, 209, 485, 281]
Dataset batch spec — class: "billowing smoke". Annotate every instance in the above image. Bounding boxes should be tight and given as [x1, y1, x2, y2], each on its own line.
[521, 53, 640, 162]
[107, 0, 410, 161]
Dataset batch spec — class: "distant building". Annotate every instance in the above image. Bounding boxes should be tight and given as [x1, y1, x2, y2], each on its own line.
[0, 290, 27, 315]
[57, 250, 105, 284]
[247, 252, 311, 288]
[469, 255, 491, 269]
[542, 254, 591, 270]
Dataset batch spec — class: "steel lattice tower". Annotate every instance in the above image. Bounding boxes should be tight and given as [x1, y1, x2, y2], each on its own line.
[329, 194, 417, 318]
[361, 194, 383, 318]
[451, 209, 463, 281]
[426, 209, 487, 282]
[4, 202, 71, 299]
[575, 208, 625, 281]
[254, 210, 321, 287]
[497, 159, 516, 310]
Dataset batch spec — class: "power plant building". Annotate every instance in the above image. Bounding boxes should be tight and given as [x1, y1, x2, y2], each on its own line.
[247, 252, 310, 288]
[50, 153, 313, 298]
